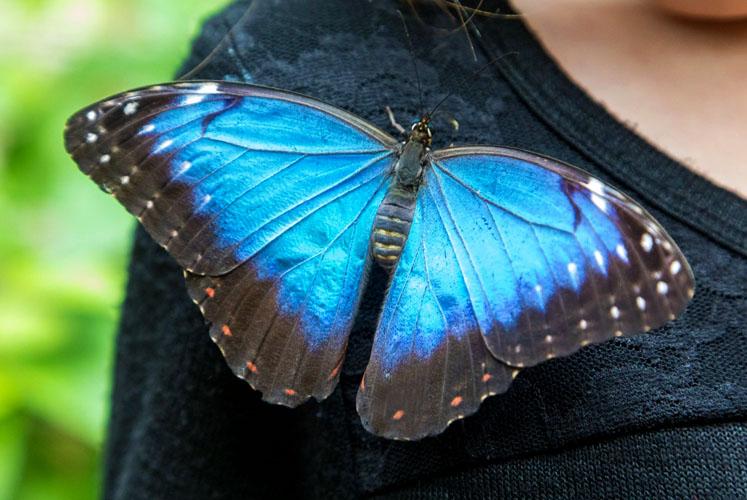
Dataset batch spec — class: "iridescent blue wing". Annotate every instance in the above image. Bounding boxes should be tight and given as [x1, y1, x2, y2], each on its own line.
[358, 146, 694, 440]
[357, 187, 516, 440]
[64, 81, 397, 405]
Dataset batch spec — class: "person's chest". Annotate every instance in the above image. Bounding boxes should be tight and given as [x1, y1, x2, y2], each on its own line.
[512, 0, 747, 198]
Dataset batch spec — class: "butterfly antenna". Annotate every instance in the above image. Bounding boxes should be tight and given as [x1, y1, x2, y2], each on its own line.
[397, 10, 426, 117]
[178, 1, 259, 80]
[427, 50, 518, 119]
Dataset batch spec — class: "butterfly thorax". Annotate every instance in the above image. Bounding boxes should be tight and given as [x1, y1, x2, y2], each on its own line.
[394, 118, 431, 187]
[371, 119, 431, 270]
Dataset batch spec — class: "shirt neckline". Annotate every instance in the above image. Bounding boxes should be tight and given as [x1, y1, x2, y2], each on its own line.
[471, 1, 747, 257]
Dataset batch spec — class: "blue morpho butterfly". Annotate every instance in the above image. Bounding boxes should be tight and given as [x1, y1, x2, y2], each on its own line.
[64, 80, 694, 440]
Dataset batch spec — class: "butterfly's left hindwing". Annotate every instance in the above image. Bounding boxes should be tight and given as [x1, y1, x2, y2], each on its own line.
[64, 81, 396, 405]
[357, 184, 516, 439]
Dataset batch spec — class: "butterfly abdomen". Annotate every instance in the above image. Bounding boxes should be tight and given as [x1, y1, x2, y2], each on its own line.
[371, 185, 418, 269]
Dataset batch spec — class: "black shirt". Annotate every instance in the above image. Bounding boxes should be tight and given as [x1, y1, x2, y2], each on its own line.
[104, 1, 747, 498]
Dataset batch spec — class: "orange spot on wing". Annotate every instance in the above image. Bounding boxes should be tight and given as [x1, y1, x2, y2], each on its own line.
[450, 395, 463, 407]
[284, 388, 296, 396]
[221, 324, 232, 336]
[360, 375, 366, 391]
[481, 373, 492, 382]
[246, 361, 258, 374]
[392, 409, 405, 420]
[328, 358, 344, 380]
[204, 287, 215, 298]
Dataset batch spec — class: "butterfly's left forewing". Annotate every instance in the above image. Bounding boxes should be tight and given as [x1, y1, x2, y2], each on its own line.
[358, 146, 694, 440]
[65, 81, 397, 405]
[423, 147, 694, 369]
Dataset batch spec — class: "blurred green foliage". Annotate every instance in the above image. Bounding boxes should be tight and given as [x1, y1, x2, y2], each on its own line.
[0, 1, 227, 498]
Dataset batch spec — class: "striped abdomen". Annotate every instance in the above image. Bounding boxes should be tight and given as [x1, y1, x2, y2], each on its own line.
[371, 184, 418, 269]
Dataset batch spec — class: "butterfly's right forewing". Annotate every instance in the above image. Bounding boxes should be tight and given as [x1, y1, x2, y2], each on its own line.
[65, 81, 397, 405]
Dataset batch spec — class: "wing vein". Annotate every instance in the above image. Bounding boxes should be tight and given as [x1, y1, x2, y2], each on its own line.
[421, 231, 452, 422]
[428, 171, 493, 335]
[189, 152, 390, 270]
[434, 161, 575, 235]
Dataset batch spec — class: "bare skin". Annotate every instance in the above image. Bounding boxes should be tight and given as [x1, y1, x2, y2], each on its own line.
[511, 0, 747, 198]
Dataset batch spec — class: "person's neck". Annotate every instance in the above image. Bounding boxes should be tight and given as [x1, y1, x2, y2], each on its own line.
[511, 0, 747, 198]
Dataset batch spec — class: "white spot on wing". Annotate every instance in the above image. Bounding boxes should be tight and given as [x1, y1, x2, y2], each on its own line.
[120, 175, 130, 185]
[610, 306, 621, 319]
[657, 281, 669, 295]
[579, 319, 588, 330]
[584, 178, 609, 212]
[636, 296, 646, 310]
[586, 177, 605, 196]
[640, 233, 653, 252]
[99, 154, 110, 164]
[616, 244, 628, 261]
[86, 132, 98, 143]
[141, 123, 156, 133]
[567, 261, 579, 288]
[591, 193, 608, 213]
[183, 94, 205, 105]
[123, 102, 139, 115]
[154, 139, 173, 153]
[670, 260, 682, 275]
[198, 82, 220, 94]
[594, 250, 604, 269]
[86, 110, 96, 121]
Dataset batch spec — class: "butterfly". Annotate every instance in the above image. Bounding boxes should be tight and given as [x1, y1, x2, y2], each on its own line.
[64, 80, 694, 440]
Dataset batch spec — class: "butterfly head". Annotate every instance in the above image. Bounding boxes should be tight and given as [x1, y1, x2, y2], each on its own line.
[409, 116, 432, 148]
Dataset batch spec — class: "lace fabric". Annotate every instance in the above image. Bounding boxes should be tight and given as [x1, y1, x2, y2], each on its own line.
[104, 1, 747, 498]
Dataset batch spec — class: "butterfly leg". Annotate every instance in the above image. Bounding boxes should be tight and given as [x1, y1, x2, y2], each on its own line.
[385, 106, 407, 137]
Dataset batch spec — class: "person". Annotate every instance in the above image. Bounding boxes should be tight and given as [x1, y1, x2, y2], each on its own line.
[103, 1, 746, 498]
